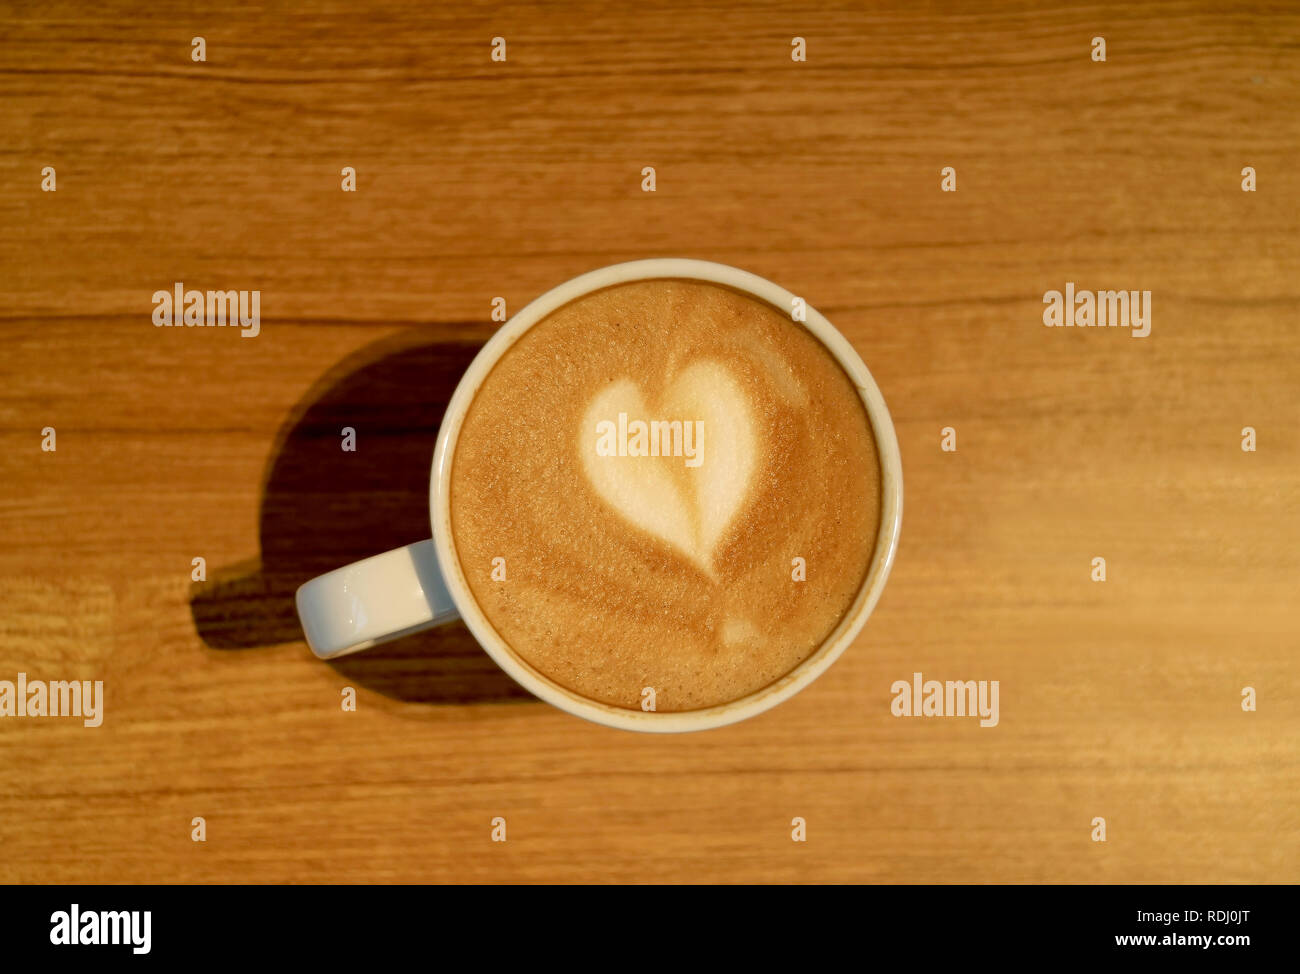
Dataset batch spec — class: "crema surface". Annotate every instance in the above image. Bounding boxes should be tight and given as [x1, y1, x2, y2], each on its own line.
[449, 279, 881, 711]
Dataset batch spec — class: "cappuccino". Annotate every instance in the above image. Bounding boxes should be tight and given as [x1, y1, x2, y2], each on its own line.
[449, 279, 881, 711]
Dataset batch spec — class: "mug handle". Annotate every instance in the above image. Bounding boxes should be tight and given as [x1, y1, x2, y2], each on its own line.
[295, 540, 460, 659]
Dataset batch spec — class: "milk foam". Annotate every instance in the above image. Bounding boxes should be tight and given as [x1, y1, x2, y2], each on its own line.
[450, 279, 881, 711]
[580, 360, 756, 577]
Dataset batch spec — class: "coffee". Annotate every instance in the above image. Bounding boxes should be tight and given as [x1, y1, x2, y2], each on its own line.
[448, 278, 881, 711]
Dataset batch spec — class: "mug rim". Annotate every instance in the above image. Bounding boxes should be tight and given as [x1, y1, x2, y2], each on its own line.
[430, 258, 903, 732]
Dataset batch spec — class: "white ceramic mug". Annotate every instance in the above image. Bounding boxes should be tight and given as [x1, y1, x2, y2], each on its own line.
[296, 258, 903, 732]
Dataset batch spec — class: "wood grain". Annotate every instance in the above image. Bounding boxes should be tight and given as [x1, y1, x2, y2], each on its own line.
[1, 0, 1297, 883]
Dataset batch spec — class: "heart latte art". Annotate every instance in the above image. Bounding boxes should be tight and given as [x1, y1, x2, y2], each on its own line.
[450, 279, 881, 712]
[581, 361, 756, 578]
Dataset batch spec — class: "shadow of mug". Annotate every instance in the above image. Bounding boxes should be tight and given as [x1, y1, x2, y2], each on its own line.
[189, 326, 538, 707]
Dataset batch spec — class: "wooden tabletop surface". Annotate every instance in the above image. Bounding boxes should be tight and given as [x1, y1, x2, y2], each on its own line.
[2, 1, 1297, 884]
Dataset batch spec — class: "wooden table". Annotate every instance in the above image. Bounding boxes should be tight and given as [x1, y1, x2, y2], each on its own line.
[1, 1, 1296, 884]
